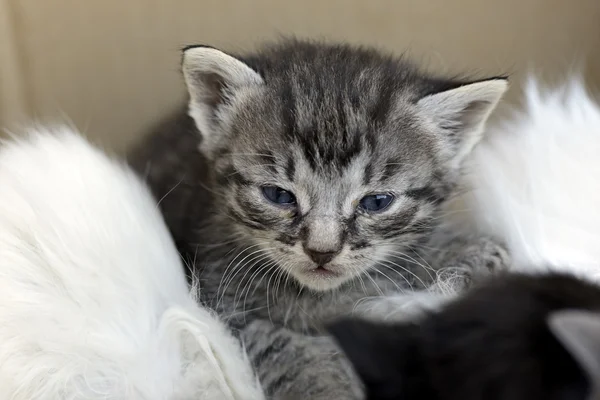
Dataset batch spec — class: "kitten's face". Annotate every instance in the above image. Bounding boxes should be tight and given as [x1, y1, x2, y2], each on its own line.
[182, 40, 507, 291]
[210, 88, 444, 291]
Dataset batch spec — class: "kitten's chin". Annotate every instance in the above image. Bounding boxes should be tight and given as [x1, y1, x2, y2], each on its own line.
[291, 266, 352, 292]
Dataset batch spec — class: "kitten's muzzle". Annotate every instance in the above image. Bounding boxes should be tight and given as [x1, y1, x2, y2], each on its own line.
[304, 248, 339, 266]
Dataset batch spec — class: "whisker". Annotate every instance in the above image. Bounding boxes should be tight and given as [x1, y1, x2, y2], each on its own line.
[395, 248, 435, 272]
[191, 233, 248, 249]
[216, 244, 270, 306]
[237, 259, 277, 322]
[272, 267, 286, 307]
[409, 248, 438, 275]
[265, 264, 278, 325]
[217, 247, 261, 305]
[374, 254, 430, 288]
[156, 178, 184, 207]
[224, 249, 273, 299]
[362, 269, 385, 296]
[352, 264, 368, 296]
[225, 305, 269, 323]
[241, 260, 278, 319]
[366, 257, 414, 290]
[377, 266, 407, 291]
[384, 249, 436, 276]
[273, 265, 287, 302]
[409, 243, 444, 252]
[281, 262, 293, 298]
[232, 251, 276, 311]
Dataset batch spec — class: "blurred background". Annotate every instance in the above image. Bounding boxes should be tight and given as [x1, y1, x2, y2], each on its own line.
[1, 0, 600, 153]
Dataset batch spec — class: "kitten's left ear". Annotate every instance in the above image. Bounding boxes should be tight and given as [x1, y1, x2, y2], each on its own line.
[417, 78, 508, 166]
[181, 45, 264, 156]
[548, 310, 600, 399]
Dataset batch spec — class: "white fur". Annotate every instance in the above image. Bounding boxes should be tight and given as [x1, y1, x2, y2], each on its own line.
[0, 126, 263, 399]
[458, 77, 600, 282]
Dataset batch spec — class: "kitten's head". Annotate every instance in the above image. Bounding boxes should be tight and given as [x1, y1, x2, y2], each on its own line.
[181, 39, 507, 291]
[328, 274, 600, 400]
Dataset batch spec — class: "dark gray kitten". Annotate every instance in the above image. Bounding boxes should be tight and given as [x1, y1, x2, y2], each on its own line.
[329, 272, 600, 400]
[130, 38, 510, 399]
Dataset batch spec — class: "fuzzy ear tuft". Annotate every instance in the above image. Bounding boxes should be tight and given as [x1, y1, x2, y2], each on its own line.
[181, 45, 264, 154]
[417, 78, 508, 166]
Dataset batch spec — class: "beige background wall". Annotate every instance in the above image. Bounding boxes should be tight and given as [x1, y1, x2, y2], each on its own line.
[1, 0, 600, 152]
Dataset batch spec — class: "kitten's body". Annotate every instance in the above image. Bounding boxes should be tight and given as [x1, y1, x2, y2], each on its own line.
[0, 127, 262, 399]
[330, 273, 600, 400]
[131, 38, 510, 398]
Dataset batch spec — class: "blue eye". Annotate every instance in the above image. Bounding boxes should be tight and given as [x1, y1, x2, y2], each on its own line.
[358, 193, 394, 212]
[262, 186, 296, 206]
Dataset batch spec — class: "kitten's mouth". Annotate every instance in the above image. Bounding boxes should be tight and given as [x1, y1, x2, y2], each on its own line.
[307, 266, 341, 278]
[294, 264, 349, 291]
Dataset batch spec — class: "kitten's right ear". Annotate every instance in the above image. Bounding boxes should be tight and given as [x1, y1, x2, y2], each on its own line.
[548, 310, 600, 399]
[328, 318, 417, 398]
[416, 77, 508, 168]
[181, 45, 264, 154]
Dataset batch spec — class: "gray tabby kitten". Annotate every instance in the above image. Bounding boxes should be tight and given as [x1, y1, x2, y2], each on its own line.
[131, 39, 510, 399]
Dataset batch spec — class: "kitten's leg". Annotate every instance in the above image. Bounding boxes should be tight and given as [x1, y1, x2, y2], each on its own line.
[241, 319, 363, 400]
[351, 235, 511, 323]
[426, 232, 512, 291]
[351, 288, 451, 322]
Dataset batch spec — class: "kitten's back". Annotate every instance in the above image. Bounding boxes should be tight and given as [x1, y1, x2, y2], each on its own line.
[0, 126, 262, 399]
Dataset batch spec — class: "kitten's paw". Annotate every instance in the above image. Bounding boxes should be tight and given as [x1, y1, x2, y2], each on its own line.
[434, 236, 512, 291]
[353, 291, 449, 322]
[462, 236, 512, 273]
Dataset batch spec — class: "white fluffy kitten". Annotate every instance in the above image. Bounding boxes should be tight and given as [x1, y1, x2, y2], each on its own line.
[0, 127, 263, 399]
[461, 77, 600, 280]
